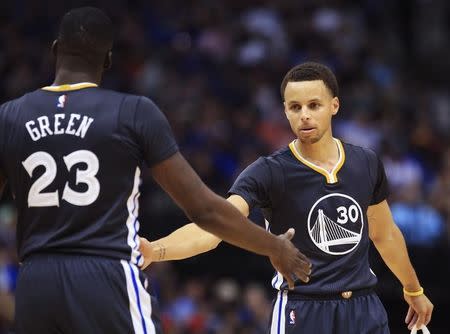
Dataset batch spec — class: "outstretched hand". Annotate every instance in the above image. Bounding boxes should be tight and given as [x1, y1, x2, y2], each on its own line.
[269, 228, 311, 289]
[139, 237, 154, 269]
[404, 293, 433, 331]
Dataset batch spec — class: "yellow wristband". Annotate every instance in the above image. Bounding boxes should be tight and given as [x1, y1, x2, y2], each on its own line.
[403, 287, 424, 297]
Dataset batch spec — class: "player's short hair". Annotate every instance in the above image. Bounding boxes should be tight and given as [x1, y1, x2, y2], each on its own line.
[280, 62, 339, 99]
[57, 7, 113, 66]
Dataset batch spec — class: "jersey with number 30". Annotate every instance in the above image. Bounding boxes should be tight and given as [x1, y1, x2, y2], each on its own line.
[229, 139, 388, 294]
[0, 83, 178, 265]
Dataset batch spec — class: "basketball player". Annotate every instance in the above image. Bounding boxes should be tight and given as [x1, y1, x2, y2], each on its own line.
[0, 8, 311, 334]
[140, 62, 434, 333]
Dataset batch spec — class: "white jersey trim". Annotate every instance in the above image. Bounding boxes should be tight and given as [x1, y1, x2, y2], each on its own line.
[121, 260, 156, 334]
[126, 167, 143, 266]
[270, 290, 288, 334]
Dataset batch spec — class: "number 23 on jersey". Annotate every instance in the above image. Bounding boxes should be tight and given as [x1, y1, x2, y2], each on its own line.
[22, 150, 100, 207]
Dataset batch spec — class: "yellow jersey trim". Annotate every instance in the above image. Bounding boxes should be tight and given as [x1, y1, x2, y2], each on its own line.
[41, 82, 98, 92]
[288, 138, 345, 184]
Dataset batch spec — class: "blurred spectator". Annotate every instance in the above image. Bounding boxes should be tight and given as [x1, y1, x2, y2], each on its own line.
[391, 182, 445, 248]
[430, 148, 450, 243]
[382, 143, 424, 201]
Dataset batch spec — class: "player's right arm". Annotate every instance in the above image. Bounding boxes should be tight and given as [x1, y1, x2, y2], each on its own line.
[150, 152, 311, 287]
[140, 194, 248, 267]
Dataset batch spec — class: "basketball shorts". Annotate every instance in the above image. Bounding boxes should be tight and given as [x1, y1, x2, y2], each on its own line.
[269, 289, 389, 334]
[15, 253, 162, 334]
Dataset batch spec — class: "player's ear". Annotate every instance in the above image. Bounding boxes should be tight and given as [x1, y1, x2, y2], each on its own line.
[104, 50, 112, 70]
[331, 97, 339, 116]
[284, 101, 291, 119]
[51, 40, 58, 57]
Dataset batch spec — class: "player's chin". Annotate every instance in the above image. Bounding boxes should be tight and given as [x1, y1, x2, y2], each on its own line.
[297, 133, 321, 144]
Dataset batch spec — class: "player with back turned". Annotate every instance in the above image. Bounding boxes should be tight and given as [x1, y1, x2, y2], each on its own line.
[141, 62, 434, 333]
[0, 7, 311, 334]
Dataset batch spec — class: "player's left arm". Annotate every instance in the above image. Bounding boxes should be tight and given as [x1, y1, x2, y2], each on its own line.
[368, 200, 434, 330]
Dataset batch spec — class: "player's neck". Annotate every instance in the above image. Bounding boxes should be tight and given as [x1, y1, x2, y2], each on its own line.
[295, 134, 339, 167]
[53, 66, 102, 86]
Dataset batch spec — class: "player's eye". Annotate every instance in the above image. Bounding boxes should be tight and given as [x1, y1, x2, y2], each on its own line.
[290, 104, 301, 111]
[309, 102, 320, 110]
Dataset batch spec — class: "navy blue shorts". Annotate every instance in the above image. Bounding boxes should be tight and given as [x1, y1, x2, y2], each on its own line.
[15, 253, 162, 334]
[269, 290, 389, 334]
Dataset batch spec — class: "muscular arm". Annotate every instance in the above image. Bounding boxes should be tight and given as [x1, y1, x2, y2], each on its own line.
[141, 195, 249, 265]
[150, 153, 276, 256]
[149, 152, 311, 286]
[368, 199, 433, 329]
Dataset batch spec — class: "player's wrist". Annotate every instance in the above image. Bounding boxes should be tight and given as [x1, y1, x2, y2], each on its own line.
[151, 242, 167, 262]
[403, 286, 424, 297]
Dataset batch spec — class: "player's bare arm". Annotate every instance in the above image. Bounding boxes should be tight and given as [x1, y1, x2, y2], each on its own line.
[139, 194, 249, 267]
[367, 200, 434, 330]
[150, 152, 311, 287]
[140, 223, 221, 267]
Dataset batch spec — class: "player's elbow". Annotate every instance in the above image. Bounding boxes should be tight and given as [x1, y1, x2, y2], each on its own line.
[206, 235, 222, 250]
[369, 226, 397, 245]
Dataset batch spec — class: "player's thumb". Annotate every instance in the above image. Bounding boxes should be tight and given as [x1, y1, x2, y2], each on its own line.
[282, 228, 295, 241]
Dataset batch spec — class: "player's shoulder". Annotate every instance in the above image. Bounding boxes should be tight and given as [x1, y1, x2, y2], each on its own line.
[341, 141, 379, 159]
[0, 90, 33, 114]
[264, 146, 292, 165]
[109, 90, 160, 114]
[340, 140, 380, 167]
[244, 147, 291, 173]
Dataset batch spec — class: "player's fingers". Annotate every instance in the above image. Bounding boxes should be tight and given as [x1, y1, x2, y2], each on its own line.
[424, 311, 432, 326]
[294, 257, 312, 276]
[284, 274, 295, 290]
[415, 312, 426, 330]
[282, 228, 295, 240]
[405, 306, 414, 324]
[294, 250, 311, 267]
[295, 270, 310, 283]
[408, 313, 418, 330]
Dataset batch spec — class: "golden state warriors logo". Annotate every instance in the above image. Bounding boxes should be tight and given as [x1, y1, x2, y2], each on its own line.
[307, 193, 364, 255]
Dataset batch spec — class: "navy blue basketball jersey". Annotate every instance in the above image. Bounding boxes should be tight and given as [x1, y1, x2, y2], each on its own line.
[229, 139, 388, 294]
[0, 83, 178, 265]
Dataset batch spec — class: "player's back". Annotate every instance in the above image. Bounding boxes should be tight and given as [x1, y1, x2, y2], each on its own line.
[0, 83, 177, 265]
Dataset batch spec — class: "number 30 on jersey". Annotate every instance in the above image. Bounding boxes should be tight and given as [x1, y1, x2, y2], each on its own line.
[22, 150, 100, 207]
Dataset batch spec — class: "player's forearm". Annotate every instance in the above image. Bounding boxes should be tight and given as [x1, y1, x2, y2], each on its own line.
[372, 224, 421, 291]
[150, 223, 221, 261]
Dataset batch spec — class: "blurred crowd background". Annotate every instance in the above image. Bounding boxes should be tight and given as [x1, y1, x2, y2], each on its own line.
[0, 0, 449, 333]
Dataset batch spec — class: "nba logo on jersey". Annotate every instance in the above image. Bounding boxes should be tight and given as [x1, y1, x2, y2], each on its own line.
[289, 310, 296, 325]
[307, 193, 364, 255]
[57, 95, 67, 108]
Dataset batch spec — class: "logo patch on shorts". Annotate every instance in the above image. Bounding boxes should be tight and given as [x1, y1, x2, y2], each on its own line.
[289, 309, 296, 325]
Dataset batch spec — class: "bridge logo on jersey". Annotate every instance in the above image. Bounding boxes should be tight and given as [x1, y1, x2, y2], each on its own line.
[307, 193, 364, 255]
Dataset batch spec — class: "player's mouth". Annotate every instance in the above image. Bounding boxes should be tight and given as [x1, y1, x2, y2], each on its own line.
[299, 127, 316, 134]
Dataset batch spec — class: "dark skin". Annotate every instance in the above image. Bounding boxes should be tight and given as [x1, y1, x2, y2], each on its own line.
[0, 39, 312, 287]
